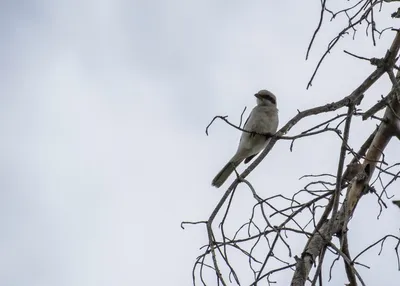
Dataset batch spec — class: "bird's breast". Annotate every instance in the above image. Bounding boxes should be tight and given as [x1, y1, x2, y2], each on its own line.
[244, 106, 279, 134]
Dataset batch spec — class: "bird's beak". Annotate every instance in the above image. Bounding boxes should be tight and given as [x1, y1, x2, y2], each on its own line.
[254, 93, 262, 99]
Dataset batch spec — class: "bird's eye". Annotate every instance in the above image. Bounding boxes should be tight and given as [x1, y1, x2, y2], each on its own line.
[265, 95, 276, 105]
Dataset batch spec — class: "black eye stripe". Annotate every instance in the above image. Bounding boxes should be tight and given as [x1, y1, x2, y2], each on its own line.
[263, 94, 276, 104]
[255, 92, 277, 104]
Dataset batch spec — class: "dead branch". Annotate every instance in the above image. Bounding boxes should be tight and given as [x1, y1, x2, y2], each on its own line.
[291, 31, 400, 286]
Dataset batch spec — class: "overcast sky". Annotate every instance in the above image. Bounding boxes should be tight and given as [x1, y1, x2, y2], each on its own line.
[1, 1, 400, 285]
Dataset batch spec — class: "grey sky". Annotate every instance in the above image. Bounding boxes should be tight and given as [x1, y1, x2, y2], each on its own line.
[1, 1, 399, 285]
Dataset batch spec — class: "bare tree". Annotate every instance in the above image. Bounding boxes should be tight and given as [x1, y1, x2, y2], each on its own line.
[183, 1, 400, 285]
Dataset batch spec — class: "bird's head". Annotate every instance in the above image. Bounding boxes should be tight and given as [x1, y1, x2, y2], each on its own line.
[254, 90, 277, 107]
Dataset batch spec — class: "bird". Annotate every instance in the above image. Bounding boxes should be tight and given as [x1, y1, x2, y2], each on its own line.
[211, 89, 279, 188]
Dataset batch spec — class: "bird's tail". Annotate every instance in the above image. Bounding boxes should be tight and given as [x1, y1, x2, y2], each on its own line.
[211, 156, 243, 188]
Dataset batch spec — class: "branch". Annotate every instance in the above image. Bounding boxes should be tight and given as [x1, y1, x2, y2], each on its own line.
[306, 0, 389, 88]
[328, 242, 366, 286]
[341, 233, 358, 286]
[291, 30, 400, 286]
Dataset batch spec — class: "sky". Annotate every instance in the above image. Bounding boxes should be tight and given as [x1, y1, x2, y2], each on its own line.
[1, 1, 400, 285]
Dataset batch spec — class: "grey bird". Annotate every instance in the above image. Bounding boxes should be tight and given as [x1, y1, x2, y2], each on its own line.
[211, 90, 279, 188]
